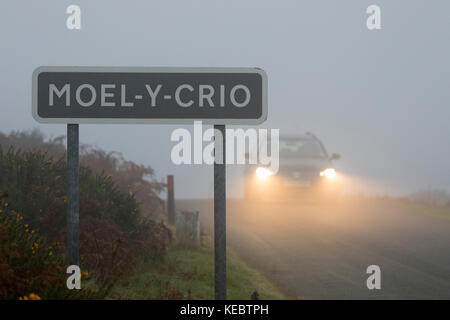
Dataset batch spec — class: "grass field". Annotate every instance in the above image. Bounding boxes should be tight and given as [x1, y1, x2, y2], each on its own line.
[346, 196, 450, 220]
[109, 238, 289, 300]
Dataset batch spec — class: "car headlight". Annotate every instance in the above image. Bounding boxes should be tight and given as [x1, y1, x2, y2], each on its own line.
[320, 168, 336, 179]
[256, 167, 273, 180]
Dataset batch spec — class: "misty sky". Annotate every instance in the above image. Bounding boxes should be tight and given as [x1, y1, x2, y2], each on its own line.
[1, 1, 449, 198]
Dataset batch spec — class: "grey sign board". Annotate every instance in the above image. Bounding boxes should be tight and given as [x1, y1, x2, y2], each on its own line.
[32, 67, 267, 124]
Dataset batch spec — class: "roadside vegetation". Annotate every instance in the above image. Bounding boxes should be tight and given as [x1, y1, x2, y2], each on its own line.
[109, 238, 289, 300]
[0, 130, 171, 299]
[0, 129, 287, 300]
[345, 190, 450, 220]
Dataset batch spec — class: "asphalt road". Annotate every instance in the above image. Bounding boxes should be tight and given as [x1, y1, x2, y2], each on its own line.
[177, 198, 450, 299]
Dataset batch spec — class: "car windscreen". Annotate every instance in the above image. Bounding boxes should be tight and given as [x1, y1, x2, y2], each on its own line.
[279, 139, 326, 158]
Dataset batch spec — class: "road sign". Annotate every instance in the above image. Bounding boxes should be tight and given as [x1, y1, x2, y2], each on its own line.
[32, 65, 268, 301]
[32, 67, 267, 125]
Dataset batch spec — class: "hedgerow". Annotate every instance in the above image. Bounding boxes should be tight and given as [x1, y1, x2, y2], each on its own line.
[0, 139, 171, 299]
[0, 191, 112, 299]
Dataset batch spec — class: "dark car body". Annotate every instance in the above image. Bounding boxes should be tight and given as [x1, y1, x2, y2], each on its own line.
[244, 133, 341, 202]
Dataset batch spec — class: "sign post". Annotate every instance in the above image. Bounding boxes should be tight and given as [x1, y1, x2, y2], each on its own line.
[33, 66, 267, 299]
[67, 123, 79, 266]
[167, 175, 175, 225]
[214, 124, 227, 299]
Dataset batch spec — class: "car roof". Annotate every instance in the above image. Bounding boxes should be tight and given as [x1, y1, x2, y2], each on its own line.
[279, 133, 320, 142]
[265, 134, 321, 145]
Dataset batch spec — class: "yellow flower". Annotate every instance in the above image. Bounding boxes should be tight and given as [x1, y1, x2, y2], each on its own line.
[4, 203, 8, 207]
[48, 251, 53, 256]
[24, 224, 29, 228]
[31, 230, 35, 234]
[28, 293, 40, 300]
[0, 210, 2, 213]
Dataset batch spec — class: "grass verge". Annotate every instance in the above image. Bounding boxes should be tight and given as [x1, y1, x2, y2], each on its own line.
[108, 238, 289, 300]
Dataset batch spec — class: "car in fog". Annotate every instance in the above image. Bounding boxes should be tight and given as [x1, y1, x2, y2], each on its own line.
[244, 133, 341, 202]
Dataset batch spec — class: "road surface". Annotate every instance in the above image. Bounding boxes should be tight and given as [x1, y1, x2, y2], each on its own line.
[177, 198, 450, 299]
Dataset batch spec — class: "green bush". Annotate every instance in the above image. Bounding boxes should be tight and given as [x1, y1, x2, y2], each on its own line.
[0, 129, 166, 220]
[0, 147, 172, 299]
[0, 148, 143, 237]
[0, 195, 110, 300]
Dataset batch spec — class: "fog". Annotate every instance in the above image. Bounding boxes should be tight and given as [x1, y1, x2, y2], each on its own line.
[1, 0, 449, 198]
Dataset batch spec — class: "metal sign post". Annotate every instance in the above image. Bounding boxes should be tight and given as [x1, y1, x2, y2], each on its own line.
[167, 175, 175, 225]
[214, 124, 226, 299]
[67, 123, 79, 266]
[32, 66, 267, 299]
